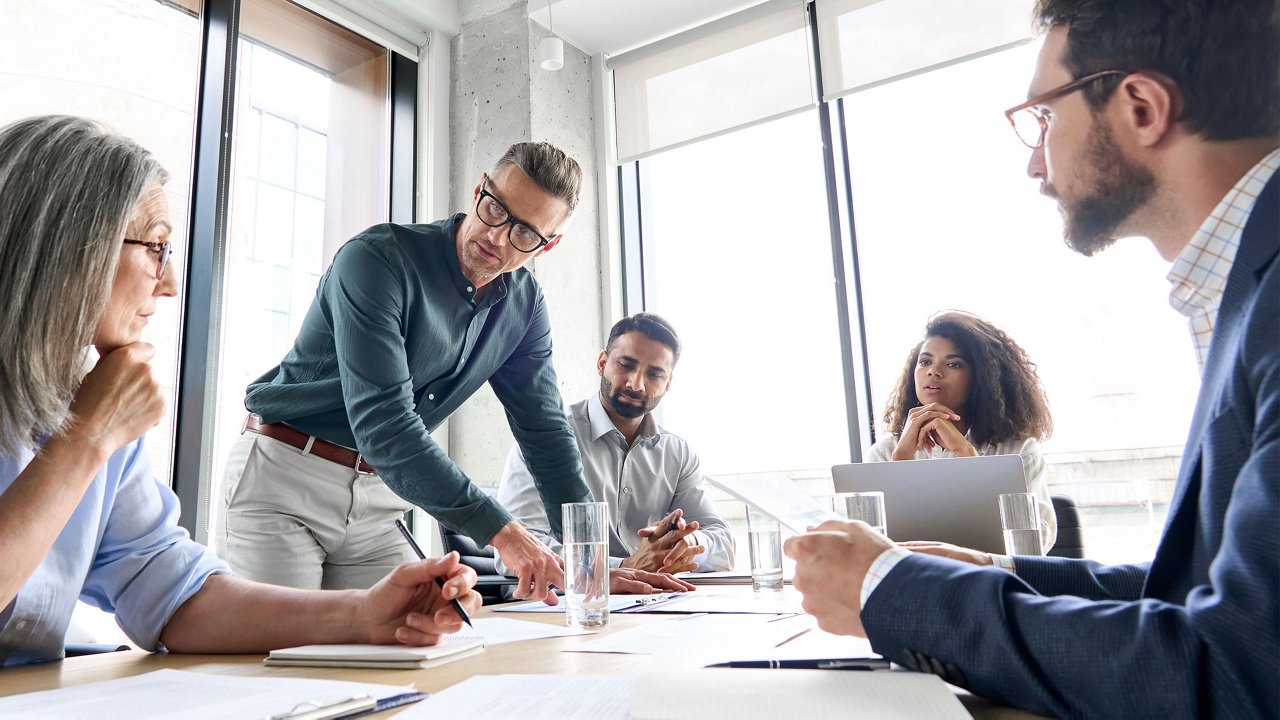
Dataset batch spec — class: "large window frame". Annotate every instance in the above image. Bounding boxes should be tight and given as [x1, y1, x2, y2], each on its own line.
[617, 2, 1189, 565]
[166, 0, 418, 540]
[617, 2, 875, 463]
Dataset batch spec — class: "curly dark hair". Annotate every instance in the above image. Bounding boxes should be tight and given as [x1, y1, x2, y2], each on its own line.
[883, 311, 1053, 447]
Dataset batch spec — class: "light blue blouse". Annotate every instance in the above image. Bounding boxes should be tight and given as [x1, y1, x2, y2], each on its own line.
[0, 436, 227, 666]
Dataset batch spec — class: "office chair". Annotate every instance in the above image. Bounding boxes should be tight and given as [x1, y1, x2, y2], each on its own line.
[1048, 494, 1086, 559]
[436, 488, 519, 604]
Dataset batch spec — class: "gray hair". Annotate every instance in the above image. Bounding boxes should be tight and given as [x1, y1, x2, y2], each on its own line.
[492, 141, 583, 217]
[0, 115, 167, 456]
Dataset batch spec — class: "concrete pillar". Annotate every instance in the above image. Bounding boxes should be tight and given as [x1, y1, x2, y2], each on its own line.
[447, 1, 602, 489]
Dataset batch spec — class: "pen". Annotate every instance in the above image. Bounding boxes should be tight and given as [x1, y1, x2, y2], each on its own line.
[333, 691, 429, 719]
[268, 694, 376, 720]
[395, 519, 473, 628]
[705, 658, 891, 671]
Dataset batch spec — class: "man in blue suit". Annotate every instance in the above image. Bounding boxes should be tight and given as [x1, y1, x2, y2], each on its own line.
[785, 1, 1279, 716]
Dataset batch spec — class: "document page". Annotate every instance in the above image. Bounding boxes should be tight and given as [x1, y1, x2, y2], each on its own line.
[397, 674, 636, 719]
[451, 617, 594, 645]
[0, 669, 410, 720]
[706, 474, 839, 533]
[631, 669, 971, 719]
[565, 613, 802, 655]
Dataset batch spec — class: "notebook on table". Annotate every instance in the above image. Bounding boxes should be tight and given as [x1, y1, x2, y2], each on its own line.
[264, 636, 485, 670]
[831, 454, 1028, 554]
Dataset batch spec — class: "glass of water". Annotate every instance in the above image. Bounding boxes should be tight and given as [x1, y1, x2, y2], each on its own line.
[998, 493, 1044, 556]
[832, 491, 887, 536]
[745, 505, 783, 592]
[562, 502, 610, 627]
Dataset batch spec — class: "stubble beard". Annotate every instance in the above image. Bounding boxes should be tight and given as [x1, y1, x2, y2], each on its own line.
[1046, 118, 1157, 257]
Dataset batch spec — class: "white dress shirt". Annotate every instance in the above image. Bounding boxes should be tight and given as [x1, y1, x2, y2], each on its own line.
[496, 394, 734, 572]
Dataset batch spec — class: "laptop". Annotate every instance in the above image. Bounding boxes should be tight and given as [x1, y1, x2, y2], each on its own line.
[830, 455, 1028, 553]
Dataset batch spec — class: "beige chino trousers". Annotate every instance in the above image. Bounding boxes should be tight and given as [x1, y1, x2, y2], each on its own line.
[217, 432, 415, 590]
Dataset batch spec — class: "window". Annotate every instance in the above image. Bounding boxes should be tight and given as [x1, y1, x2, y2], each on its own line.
[0, 0, 203, 486]
[839, 42, 1193, 563]
[620, 11, 1194, 565]
[209, 0, 391, 544]
[636, 110, 852, 481]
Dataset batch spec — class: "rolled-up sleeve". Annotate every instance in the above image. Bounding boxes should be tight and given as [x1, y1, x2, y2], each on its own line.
[80, 439, 227, 650]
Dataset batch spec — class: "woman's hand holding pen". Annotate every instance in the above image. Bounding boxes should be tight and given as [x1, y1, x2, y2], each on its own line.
[358, 552, 481, 646]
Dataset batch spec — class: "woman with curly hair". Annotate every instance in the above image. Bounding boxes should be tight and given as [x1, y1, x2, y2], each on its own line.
[867, 311, 1057, 550]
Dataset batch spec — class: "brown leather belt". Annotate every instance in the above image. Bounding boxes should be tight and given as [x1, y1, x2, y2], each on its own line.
[243, 414, 376, 475]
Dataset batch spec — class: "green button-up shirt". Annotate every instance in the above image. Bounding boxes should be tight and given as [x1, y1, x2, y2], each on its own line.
[244, 215, 590, 543]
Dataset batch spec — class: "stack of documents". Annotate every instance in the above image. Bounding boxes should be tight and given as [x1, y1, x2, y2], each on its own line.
[265, 636, 485, 669]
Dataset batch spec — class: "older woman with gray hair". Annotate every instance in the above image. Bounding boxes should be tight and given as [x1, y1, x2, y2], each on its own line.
[0, 115, 479, 666]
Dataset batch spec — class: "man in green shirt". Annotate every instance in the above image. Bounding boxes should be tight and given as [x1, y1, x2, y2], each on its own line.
[220, 142, 690, 602]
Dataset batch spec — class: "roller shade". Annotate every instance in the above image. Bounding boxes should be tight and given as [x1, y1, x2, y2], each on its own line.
[814, 0, 1035, 101]
[609, 0, 815, 164]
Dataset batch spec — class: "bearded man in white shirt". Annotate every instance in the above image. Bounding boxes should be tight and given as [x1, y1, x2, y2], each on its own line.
[498, 313, 734, 576]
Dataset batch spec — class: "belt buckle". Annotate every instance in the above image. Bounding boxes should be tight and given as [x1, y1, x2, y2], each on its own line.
[354, 453, 375, 475]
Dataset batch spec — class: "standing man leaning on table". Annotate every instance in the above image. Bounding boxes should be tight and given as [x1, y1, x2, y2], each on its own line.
[498, 313, 735, 576]
[786, 1, 1279, 717]
[0, 115, 480, 667]
[220, 142, 688, 602]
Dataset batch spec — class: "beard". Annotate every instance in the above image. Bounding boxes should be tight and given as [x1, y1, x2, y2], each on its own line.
[1044, 119, 1156, 257]
[600, 376, 660, 419]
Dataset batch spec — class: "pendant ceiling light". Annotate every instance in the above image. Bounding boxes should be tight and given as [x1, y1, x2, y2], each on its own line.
[539, 0, 564, 71]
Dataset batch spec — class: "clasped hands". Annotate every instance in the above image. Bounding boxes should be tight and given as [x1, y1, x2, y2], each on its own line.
[891, 402, 978, 460]
[622, 508, 704, 574]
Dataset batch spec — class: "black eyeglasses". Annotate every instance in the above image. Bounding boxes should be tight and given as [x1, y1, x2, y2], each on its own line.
[122, 238, 173, 280]
[1004, 70, 1129, 148]
[474, 174, 553, 253]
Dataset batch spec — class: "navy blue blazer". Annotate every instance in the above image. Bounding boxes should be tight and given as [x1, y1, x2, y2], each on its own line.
[863, 173, 1280, 718]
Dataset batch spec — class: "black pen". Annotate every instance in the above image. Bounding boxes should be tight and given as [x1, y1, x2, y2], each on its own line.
[394, 519, 473, 628]
[705, 658, 891, 671]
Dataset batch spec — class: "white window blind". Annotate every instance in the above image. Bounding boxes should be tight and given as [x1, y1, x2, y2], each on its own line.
[814, 0, 1035, 101]
[609, 0, 815, 164]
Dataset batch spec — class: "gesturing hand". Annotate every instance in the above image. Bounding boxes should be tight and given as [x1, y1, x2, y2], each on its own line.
[784, 519, 894, 638]
[490, 520, 564, 605]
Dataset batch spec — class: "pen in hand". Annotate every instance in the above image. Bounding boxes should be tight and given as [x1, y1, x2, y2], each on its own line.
[394, 518, 473, 628]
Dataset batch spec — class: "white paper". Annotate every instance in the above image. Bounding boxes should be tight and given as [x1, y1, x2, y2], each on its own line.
[0, 669, 410, 720]
[396, 674, 636, 719]
[640, 587, 806, 615]
[449, 617, 593, 645]
[630, 669, 971, 720]
[706, 474, 840, 533]
[565, 613, 801, 655]
[492, 592, 682, 613]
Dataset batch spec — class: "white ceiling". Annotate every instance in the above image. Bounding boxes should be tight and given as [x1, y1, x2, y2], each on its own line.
[526, 0, 770, 56]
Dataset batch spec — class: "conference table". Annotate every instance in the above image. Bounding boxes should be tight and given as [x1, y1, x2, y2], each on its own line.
[0, 586, 1047, 719]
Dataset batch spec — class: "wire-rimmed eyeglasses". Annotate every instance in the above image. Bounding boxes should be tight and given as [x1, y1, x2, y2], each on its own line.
[122, 238, 172, 280]
[474, 174, 553, 253]
[1004, 70, 1129, 149]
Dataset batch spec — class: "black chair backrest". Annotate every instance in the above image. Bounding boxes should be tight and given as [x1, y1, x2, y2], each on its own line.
[1048, 494, 1085, 559]
[437, 487, 518, 603]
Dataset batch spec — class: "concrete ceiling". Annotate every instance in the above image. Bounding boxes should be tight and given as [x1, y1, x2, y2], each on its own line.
[526, 0, 770, 56]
